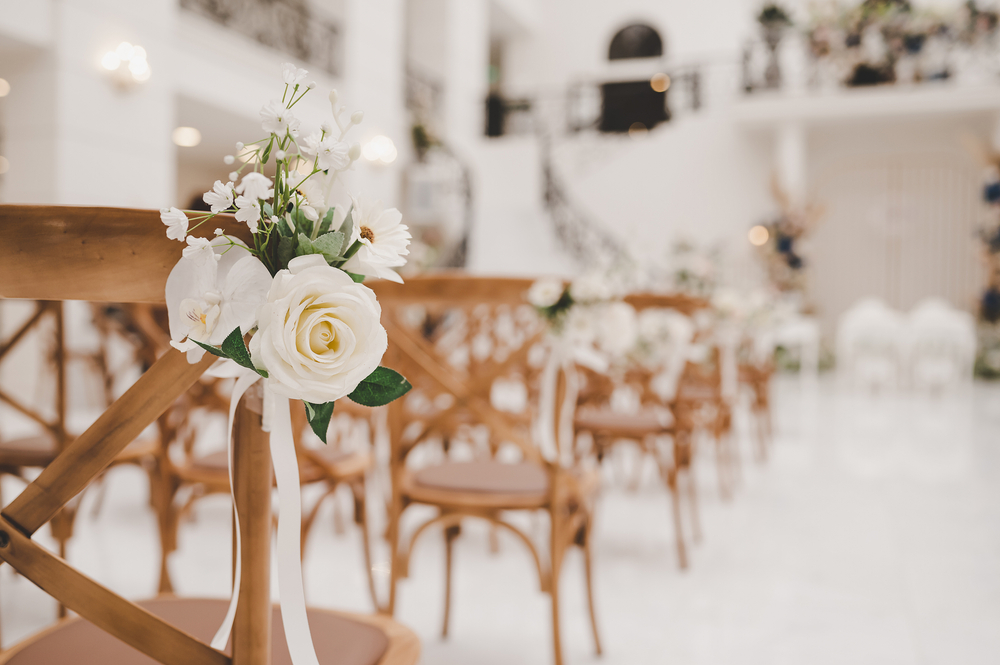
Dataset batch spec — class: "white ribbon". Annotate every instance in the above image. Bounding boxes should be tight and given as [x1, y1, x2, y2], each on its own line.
[208, 369, 320, 665]
[538, 339, 597, 467]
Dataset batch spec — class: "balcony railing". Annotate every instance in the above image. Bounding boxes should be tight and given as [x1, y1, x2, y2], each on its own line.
[181, 0, 341, 76]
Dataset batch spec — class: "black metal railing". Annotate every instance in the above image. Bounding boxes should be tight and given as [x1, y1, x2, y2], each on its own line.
[181, 0, 341, 76]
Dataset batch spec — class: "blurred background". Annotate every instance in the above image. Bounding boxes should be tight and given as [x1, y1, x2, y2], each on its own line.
[2, 1, 1000, 664]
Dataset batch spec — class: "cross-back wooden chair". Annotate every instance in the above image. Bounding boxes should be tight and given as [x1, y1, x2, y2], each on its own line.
[738, 353, 774, 462]
[369, 275, 601, 665]
[568, 293, 708, 569]
[110, 303, 381, 606]
[0, 205, 418, 665]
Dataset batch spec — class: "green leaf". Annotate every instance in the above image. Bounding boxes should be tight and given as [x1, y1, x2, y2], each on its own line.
[296, 233, 317, 257]
[304, 400, 335, 442]
[345, 271, 365, 283]
[277, 235, 297, 269]
[221, 327, 268, 378]
[261, 138, 273, 164]
[312, 231, 344, 260]
[348, 366, 412, 407]
[192, 339, 227, 358]
[317, 207, 335, 236]
[337, 207, 354, 241]
[277, 214, 293, 237]
[293, 206, 312, 239]
[263, 202, 274, 218]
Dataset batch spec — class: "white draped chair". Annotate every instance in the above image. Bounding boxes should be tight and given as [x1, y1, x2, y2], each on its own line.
[903, 298, 976, 391]
[836, 298, 905, 390]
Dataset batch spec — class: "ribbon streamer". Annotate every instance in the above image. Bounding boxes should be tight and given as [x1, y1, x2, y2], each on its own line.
[209, 371, 320, 665]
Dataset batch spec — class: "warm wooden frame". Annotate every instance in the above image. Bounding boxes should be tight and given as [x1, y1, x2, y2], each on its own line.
[0, 205, 418, 665]
[370, 275, 601, 665]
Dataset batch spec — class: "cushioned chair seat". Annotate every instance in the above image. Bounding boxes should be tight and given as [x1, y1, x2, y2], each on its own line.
[405, 461, 549, 509]
[188, 448, 363, 486]
[0, 434, 59, 468]
[0, 598, 389, 665]
[574, 407, 674, 435]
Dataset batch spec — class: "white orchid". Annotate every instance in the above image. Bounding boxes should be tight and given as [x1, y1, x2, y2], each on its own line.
[281, 62, 308, 86]
[160, 207, 188, 242]
[235, 196, 262, 232]
[203, 180, 235, 214]
[165, 238, 272, 362]
[344, 195, 411, 283]
[301, 132, 350, 172]
[260, 100, 300, 136]
[236, 172, 274, 201]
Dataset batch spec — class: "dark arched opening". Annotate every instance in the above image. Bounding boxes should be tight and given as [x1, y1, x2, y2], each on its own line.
[602, 24, 669, 133]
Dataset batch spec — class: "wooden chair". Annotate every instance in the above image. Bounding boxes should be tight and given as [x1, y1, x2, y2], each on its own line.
[738, 359, 774, 462]
[571, 293, 706, 569]
[0, 205, 419, 665]
[369, 275, 601, 665]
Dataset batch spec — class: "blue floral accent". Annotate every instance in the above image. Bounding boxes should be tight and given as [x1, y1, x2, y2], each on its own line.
[984, 181, 1000, 203]
[982, 287, 1000, 323]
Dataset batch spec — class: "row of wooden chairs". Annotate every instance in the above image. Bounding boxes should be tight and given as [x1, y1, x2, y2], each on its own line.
[0, 205, 775, 665]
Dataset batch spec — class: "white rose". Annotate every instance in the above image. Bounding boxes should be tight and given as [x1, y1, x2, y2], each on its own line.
[528, 278, 565, 308]
[250, 255, 388, 403]
[596, 302, 638, 357]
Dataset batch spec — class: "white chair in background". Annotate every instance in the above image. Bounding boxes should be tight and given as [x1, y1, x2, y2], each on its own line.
[903, 298, 976, 391]
[837, 298, 905, 390]
[770, 315, 821, 386]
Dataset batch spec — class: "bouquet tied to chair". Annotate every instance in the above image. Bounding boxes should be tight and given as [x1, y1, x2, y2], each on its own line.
[158, 63, 411, 665]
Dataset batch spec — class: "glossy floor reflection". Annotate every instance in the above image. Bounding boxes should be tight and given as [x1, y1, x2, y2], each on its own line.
[3, 376, 999, 664]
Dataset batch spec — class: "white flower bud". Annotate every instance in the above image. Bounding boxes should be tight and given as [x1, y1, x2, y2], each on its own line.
[307, 81, 316, 90]
[229, 171, 239, 181]
[328, 89, 338, 108]
[275, 150, 286, 161]
[236, 142, 244, 151]
[214, 228, 224, 236]
[351, 111, 364, 125]
[223, 155, 235, 165]
[348, 143, 361, 161]
[320, 120, 334, 134]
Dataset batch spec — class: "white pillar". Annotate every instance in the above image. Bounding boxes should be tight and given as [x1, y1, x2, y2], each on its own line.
[775, 121, 807, 206]
[443, 0, 489, 155]
[342, 0, 407, 206]
[0, 0, 174, 207]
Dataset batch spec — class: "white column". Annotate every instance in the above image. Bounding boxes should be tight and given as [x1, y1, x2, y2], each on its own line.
[443, 0, 489, 155]
[0, 0, 174, 207]
[342, 0, 407, 206]
[775, 121, 807, 206]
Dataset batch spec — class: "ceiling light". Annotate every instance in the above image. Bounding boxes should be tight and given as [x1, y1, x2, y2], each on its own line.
[0, 78, 11, 97]
[748, 225, 770, 246]
[650, 73, 671, 93]
[172, 127, 202, 147]
[101, 42, 151, 87]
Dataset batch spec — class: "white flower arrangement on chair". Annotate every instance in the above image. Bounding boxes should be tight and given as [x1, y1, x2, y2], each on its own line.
[160, 62, 412, 439]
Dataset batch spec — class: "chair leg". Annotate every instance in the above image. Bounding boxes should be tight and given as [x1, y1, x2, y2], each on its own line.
[580, 520, 602, 655]
[685, 466, 702, 544]
[549, 524, 565, 665]
[441, 523, 460, 638]
[665, 466, 688, 569]
[387, 498, 402, 616]
[353, 481, 381, 613]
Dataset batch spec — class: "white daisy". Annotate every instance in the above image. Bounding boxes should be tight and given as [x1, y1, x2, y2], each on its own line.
[345, 195, 410, 283]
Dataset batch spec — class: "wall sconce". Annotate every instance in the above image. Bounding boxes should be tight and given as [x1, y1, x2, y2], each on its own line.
[362, 136, 397, 164]
[101, 42, 151, 88]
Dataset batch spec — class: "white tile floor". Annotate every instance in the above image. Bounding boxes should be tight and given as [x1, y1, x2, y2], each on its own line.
[3, 376, 1000, 664]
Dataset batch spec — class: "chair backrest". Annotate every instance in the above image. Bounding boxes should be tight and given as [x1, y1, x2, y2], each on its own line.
[0, 301, 67, 449]
[369, 274, 553, 470]
[0, 205, 253, 665]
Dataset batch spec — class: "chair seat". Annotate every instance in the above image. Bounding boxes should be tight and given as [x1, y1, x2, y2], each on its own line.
[0, 597, 407, 665]
[574, 407, 674, 436]
[186, 448, 366, 485]
[404, 461, 549, 509]
[0, 433, 59, 468]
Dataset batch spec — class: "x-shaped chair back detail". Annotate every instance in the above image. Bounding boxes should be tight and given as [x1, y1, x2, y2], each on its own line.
[370, 275, 554, 468]
[0, 205, 256, 665]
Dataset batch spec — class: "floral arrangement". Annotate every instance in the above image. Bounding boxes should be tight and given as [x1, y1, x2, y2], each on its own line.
[754, 178, 824, 294]
[802, 0, 998, 88]
[160, 62, 412, 439]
